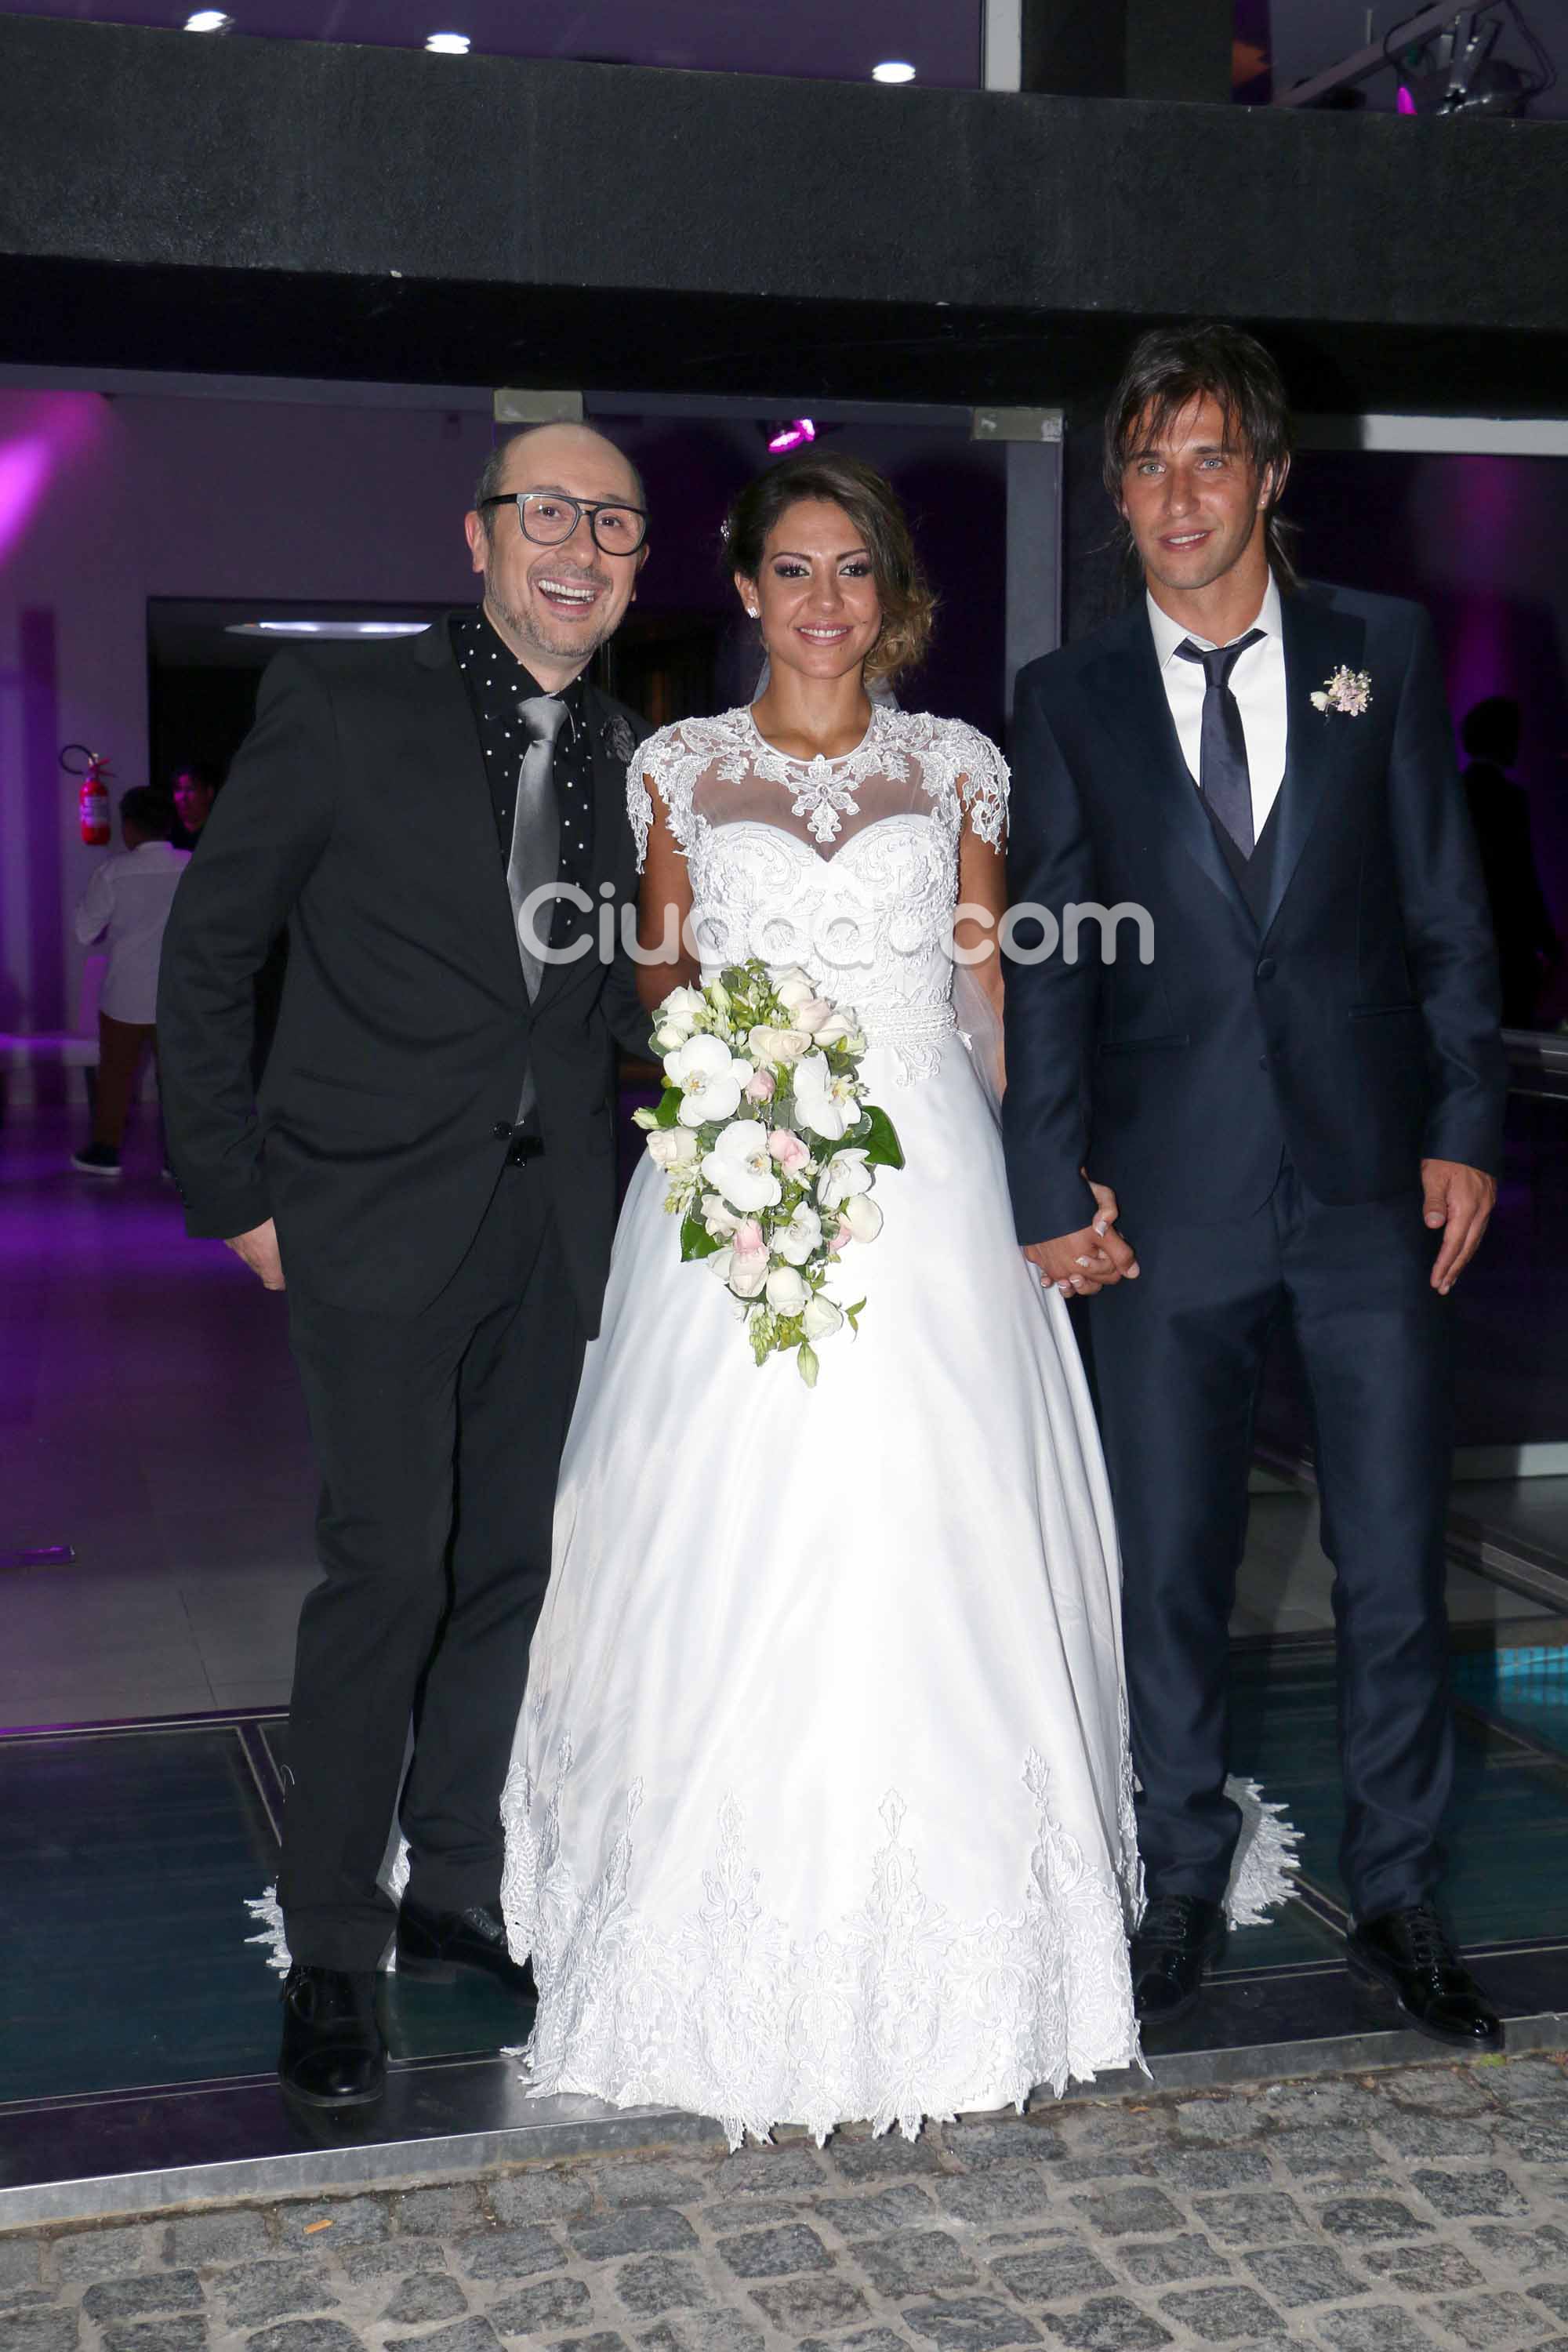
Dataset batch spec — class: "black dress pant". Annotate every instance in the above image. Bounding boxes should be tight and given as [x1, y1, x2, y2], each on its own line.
[279, 1162, 585, 1969]
[1087, 1156, 1454, 1923]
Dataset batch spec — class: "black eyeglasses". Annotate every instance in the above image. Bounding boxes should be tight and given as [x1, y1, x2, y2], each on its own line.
[478, 491, 648, 556]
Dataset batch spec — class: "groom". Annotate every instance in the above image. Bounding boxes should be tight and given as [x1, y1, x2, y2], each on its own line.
[158, 423, 652, 2106]
[1003, 325, 1506, 2049]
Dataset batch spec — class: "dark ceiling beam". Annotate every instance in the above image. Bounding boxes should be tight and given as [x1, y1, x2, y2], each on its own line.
[0, 16, 1563, 412]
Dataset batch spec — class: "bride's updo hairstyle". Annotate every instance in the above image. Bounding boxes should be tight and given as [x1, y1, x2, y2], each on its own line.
[724, 452, 936, 688]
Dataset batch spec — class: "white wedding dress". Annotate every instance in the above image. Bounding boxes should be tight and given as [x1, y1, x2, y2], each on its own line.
[497, 704, 1290, 2148]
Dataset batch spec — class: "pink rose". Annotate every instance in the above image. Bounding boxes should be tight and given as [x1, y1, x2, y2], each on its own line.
[728, 1237, 771, 1298]
[744, 1068, 777, 1102]
[768, 1127, 810, 1174]
[732, 1218, 765, 1255]
[829, 1216, 853, 1254]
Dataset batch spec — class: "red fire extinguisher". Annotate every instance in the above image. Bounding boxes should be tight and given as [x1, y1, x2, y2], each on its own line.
[60, 744, 114, 846]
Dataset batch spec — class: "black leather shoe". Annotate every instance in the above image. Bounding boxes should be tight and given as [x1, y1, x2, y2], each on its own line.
[1130, 1895, 1227, 2028]
[1345, 1904, 1504, 2051]
[278, 1965, 386, 2108]
[395, 1898, 537, 1998]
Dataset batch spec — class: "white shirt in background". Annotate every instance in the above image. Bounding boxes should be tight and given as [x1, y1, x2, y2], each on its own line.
[74, 840, 192, 1025]
[1146, 573, 1289, 839]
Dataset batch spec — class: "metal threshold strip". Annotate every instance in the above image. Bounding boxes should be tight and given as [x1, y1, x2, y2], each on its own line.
[4, 1998, 1566, 2230]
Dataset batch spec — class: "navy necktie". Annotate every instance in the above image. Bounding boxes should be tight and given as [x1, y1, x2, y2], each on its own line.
[1174, 629, 1265, 858]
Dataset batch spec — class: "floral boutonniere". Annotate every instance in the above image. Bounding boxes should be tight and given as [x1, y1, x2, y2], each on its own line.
[1311, 666, 1372, 717]
[601, 711, 637, 767]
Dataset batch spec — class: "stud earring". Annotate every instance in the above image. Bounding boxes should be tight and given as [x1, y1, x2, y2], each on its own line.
[746, 606, 759, 619]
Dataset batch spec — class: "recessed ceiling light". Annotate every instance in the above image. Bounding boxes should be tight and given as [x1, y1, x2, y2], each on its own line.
[426, 31, 471, 53]
[872, 60, 916, 84]
[225, 620, 432, 640]
[184, 9, 235, 30]
[767, 419, 817, 453]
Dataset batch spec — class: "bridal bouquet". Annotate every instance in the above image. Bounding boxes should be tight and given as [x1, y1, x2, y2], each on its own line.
[633, 960, 903, 1385]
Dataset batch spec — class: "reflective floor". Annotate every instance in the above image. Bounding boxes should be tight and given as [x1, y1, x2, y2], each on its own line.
[4, 1103, 1566, 2198]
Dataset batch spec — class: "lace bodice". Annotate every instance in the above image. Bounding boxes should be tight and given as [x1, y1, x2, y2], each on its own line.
[629, 705, 1009, 1080]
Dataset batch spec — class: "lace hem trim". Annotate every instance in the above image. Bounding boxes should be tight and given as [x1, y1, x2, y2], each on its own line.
[247, 1840, 411, 1977]
[501, 1750, 1147, 2147]
[245, 1775, 1297, 1992]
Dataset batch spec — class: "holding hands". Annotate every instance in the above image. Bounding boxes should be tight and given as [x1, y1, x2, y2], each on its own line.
[1023, 1179, 1140, 1298]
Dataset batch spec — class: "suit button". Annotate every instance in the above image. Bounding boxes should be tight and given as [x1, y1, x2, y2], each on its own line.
[492, 1121, 512, 1141]
[1256, 957, 1277, 980]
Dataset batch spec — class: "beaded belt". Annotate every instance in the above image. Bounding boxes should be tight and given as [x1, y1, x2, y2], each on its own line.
[859, 1000, 956, 1046]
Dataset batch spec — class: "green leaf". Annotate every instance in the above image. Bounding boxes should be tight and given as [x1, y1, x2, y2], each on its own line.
[856, 1103, 905, 1169]
[680, 1212, 723, 1261]
[653, 1087, 683, 1131]
[844, 1298, 866, 1334]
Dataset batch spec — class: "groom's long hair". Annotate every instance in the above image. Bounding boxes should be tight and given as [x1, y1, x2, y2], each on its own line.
[1104, 324, 1301, 590]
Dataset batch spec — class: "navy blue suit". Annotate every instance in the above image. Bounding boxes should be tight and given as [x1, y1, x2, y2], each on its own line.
[1003, 580, 1504, 1920]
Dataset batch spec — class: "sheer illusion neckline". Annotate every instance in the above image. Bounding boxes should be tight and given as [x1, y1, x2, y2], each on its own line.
[743, 702, 880, 769]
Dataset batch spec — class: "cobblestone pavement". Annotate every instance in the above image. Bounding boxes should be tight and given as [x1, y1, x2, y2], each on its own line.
[5, 2053, 1568, 2352]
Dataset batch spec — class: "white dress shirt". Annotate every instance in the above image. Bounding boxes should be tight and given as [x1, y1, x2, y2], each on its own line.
[1147, 575, 1288, 840]
[74, 840, 192, 1025]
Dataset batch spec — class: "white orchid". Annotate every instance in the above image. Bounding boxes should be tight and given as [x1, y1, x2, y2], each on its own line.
[701, 1120, 783, 1214]
[765, 1264, 808, 1316]
[793, 1050, 862, 1142]
[664, 1033, 753, 1127]
[774, 1204, 822, 1266]
[700, 1191, 743, 1239]
[818, 1147, 873, 1210]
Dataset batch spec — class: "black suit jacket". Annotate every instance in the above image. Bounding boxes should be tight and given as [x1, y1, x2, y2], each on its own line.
[1002, 580, 1505, 1242]
[157, 617, 650, 1323]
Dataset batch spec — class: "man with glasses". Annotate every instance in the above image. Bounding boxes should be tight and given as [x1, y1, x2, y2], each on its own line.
[158, 424, 652, 2108]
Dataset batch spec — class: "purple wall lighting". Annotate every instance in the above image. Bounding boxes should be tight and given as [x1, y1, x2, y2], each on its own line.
[0, 392, 106, 568]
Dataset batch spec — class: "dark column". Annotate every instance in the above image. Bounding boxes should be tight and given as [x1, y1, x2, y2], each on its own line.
[1023, 0, 1235, 103]
[1062, 421, 1137, 645]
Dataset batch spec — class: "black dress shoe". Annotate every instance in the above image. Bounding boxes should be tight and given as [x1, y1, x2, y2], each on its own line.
[395, 1897, 537, 1998]
[1130, 1895, 1227, 2028]
[278, 1965, 386, 2108]
[1345, 1904, 1504, 2051]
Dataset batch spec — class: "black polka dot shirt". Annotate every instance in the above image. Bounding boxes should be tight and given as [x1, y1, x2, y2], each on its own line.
[450, 609, 597, 956]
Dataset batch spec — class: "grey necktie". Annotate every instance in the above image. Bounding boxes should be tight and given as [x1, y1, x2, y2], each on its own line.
[508, 695, 568, 1002]
[507, 694, 568, 1125]
[1174, 629, 1265, 858]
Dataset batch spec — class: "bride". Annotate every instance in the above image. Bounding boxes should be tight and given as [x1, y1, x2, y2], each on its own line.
[502, 452, 1145, 2146]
